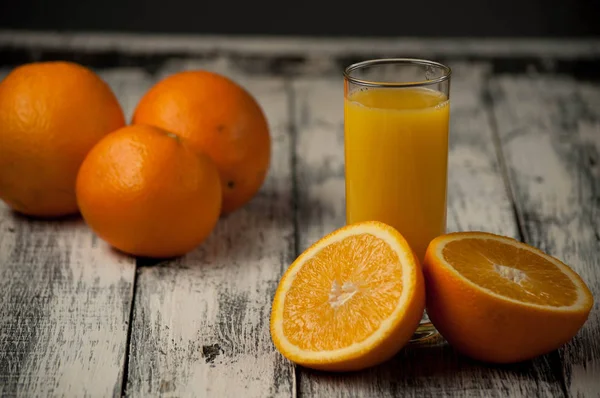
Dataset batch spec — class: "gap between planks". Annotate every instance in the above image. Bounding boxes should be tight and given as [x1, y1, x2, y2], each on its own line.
[99, 68, 155, 398]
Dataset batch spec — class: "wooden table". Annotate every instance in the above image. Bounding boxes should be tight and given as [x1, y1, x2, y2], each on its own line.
[0, 32, 599, 397]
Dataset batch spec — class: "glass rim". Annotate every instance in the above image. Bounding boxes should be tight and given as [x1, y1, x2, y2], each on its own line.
[344, 58, 452, 88]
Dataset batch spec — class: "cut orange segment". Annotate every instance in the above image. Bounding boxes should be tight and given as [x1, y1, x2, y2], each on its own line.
[423, 232, 594, 364]
[270, 221, 425, 371]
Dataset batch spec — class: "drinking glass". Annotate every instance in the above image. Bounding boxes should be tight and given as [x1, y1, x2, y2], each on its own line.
[343, 58, 451, 340]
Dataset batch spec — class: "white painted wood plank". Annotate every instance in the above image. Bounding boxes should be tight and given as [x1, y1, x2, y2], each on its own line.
[125, 59, 295, 397]
[99, 68, 154, 123]
[0, 68, 138, 397]
[292, 62, 563, 397]
[0, 207, 135, 398]
[445, 63, 518, 238]
[1, 31, 599, 58]
[490, 75, 600, 398]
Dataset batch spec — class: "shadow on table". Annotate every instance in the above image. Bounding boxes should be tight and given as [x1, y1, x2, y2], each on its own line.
[138, 183, 295, 268]
[8, 207, 83, 224]
[299, 335, 551, 392]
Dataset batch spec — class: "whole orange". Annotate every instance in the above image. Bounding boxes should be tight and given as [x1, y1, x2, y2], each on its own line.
[132, 70, 271, 214]
[76, 125, 222, 258]
[0, 61, 125, 217]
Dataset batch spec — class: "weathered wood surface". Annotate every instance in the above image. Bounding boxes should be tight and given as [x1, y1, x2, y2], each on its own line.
[0, 34, 600, 398]
[491, 75, 600, 398]
[100, 68, 154, 122]
[124, 58, 295, 397]
[292, 62, 566, 397]
[0, 206, 135, 398]
[0, 68, 137, 398]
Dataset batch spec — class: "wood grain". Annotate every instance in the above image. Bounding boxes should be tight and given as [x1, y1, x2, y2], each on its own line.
[445, 63, 518, 237]
[292, 62, 565, 397]
[490, 75, 600, 397]
[0, 206, 135, 398]
[0, 68, 139, 398]
[1, 40, 598, 397]
[124, 59, 295, 397]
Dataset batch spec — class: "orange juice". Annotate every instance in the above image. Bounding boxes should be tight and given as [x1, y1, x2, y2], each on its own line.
[344, 87, 450, 259]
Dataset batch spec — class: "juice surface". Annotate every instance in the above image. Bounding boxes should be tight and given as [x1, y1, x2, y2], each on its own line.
[344, 87, 450, 259]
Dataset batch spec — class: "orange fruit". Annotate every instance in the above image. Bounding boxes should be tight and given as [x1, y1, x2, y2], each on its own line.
[423, 232, 594, 364]
[76, 125, 222, 258]
[270, 221, 425, 371]
[0, 61, 125, 217]
[132, 70, 270, 214]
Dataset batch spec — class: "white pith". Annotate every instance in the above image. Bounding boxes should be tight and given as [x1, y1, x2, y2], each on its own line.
[493, 262, 528, 285]
[329, 281, 359, 308]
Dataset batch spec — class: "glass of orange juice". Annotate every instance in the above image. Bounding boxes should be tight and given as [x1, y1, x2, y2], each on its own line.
[344, 59, 451, 340]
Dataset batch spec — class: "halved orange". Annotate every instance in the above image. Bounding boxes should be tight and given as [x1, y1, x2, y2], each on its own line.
[270, 221, 425, 371]
[423, 232, 594, 364]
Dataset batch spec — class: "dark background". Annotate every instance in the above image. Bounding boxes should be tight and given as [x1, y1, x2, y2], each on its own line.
[1, 0, 599, 37]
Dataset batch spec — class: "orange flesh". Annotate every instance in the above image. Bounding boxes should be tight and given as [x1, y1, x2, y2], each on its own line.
[443, 238, 577, 306]
[282, 233, 403, 351]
